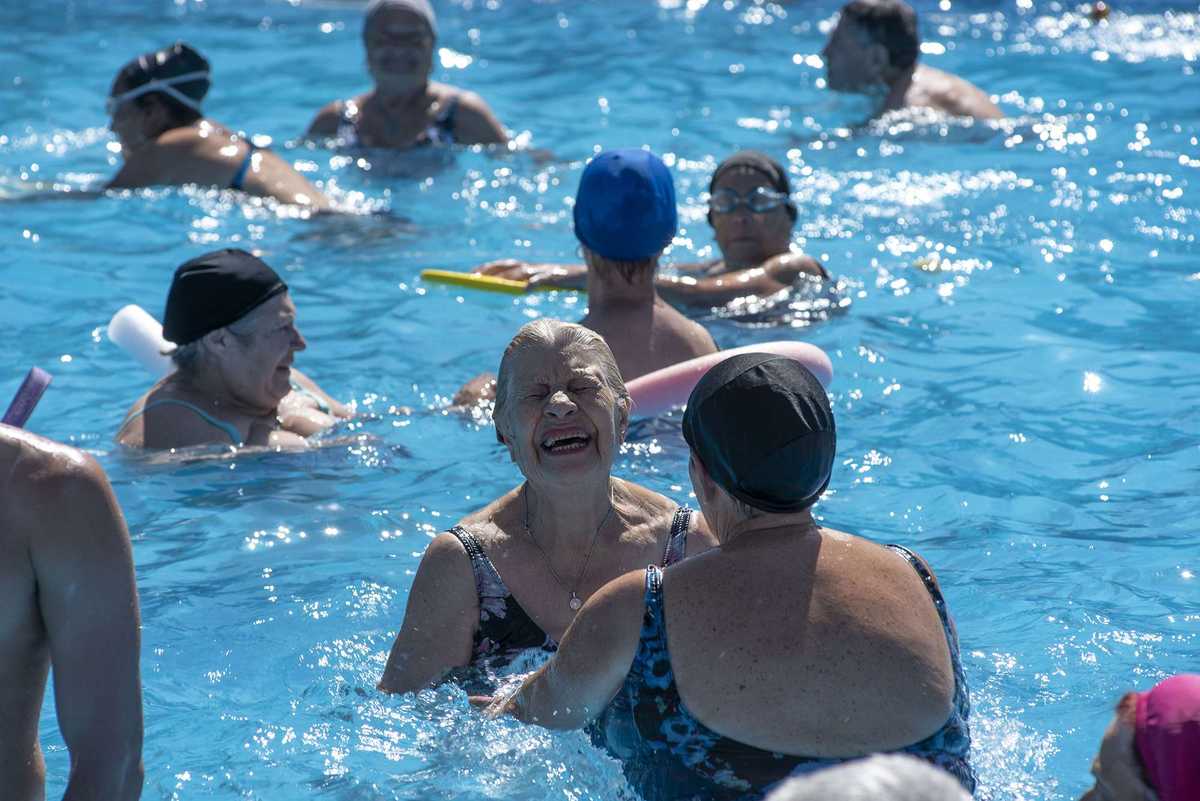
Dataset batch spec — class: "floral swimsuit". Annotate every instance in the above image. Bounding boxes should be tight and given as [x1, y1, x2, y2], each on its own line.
[588, 543, 976, 801]
[447, 507, 694, 678]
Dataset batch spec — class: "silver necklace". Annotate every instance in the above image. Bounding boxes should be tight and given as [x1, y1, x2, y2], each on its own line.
[523, 484, 614, 611]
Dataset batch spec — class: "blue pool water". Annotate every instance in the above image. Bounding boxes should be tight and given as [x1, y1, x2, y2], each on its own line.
[3, 0, 1198, 798]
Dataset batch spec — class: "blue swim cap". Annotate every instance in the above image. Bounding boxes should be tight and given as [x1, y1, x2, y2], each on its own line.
[573, 149, 677, 263]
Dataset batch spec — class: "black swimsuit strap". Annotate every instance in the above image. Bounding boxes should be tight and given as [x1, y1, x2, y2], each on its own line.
[661, 506, 692, 566]
[447, 526, 507, 598]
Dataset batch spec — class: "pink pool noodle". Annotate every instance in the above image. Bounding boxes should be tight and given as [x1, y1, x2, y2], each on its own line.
[2, 367, 53, 428]
[626, 341, 833, 419]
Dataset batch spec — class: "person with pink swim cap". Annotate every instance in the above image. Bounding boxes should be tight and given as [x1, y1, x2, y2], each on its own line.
[1081, 674, 1200, 801]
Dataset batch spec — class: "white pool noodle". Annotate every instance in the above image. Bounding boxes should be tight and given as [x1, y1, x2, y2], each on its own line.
[107, 304, 175, 377]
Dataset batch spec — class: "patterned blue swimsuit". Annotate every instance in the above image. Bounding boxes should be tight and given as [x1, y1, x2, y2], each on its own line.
[589, 543, 975, 801]
[448, 507, 694, 671]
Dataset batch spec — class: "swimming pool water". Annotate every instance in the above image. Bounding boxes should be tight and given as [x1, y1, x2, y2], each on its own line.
[2, 0, 1198, 798]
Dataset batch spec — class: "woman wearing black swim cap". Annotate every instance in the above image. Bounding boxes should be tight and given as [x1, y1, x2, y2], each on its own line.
[107, 42, 329, 209]
[117, 249, 349, 450]
[483, 354, 976, 800]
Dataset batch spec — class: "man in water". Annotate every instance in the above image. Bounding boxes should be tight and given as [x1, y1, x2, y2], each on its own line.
[822, 0, 1002, 120]
[0, 426, 143, 800]
[474, 150, 829, 307]
[455, 148, 717, 403]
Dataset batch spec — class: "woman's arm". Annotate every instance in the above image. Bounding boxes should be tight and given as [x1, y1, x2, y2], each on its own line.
[655, 253, 828, 307]
[488, 570, 645, 728]
[451, 91, 508, 146]
[379, 532, 479, 694]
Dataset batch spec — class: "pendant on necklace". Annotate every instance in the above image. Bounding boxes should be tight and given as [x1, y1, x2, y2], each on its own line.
[569, 593, 583, 611]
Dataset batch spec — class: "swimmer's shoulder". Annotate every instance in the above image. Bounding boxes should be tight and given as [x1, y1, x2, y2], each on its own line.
[912, 66, 1002, 121]
[118, 391, 241, 450]
[1, 428, 105, 528]
[307, 93, 370, 138]
[431, 82, 507, 145]
[764, 251, 830, 282]
[455, 487, 521, 544]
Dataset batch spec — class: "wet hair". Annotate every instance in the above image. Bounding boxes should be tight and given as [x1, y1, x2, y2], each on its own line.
[582, 247, 658, 285]
[492, 319, 628, 443]
[167, 340, 203, 372]
[112, 42, 210, 126]
[764, 754, 971, 801]
[841, 0, 920, 73]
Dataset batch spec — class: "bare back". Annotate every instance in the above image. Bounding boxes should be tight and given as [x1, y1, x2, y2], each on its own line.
[661, 529, 956, 756]
[581, 297, 717, 381]
[907, 65, 1003, 121]
[0, 427, 143, 801]
[110, 120, 328, 208]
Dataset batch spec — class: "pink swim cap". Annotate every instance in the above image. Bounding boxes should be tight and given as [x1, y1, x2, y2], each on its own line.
[1135, 674, 1200, 801]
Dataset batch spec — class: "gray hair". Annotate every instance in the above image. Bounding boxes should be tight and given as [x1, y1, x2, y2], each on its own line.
[492, 319, 627, 437]
[166, 314, 257, 374]
[167, 340, 203, 373]
[764, 755, 971, 801]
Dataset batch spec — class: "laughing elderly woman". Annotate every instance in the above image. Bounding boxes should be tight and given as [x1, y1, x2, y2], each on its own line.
[378, 319, 715, 693]
[485, 354, 974, 801]
[117, 249, 349, 450]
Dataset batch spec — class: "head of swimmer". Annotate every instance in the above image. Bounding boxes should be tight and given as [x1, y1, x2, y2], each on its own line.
[1079, 693, 1156, 801]
[822, 0, 920, 94]
[492, 320, 630, 486]
[707, 166, 796, 270]
[364, 4, 436, 96]
[171, 293, 306, 414]
[108, 43, 209, 153]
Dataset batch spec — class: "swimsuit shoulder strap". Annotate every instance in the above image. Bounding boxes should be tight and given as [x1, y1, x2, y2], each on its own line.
[661, 506, 693, 566]
[446, 525, 509, 600]
[229, 140, 260, 192]
[885, 544, 954, 635]
[119, 398, 242, 445]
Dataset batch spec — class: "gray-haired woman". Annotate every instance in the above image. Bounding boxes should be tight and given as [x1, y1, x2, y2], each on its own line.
[379, 319, 714, 693]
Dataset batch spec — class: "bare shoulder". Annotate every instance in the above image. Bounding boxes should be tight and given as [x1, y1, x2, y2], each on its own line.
[2, 428, 108, 525]
[766, 252, 829, 281]
[420, 529, 475, 575]
[449, 88, 493, 117]
[915, 66, 1002, 120]
[436, 83, 507, 144]
[121, 395, 238, 450]
[306, 99, 345, 137]
[616, 478, 678, 518]
[456, 487, 521, 544]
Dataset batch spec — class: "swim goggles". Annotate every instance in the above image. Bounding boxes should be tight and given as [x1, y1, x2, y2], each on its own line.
[106, 71, 208, 116]
[708, 185, 791, 214]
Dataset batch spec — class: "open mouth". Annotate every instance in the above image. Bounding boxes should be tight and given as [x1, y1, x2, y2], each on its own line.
[540, 429, 592, 455]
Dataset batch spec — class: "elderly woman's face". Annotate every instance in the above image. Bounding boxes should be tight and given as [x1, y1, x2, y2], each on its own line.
[1079, 712, 1156, 801]
[365, 8, 434, 92]
[498, 343, 628, 485]
[216, 293, 307, 411]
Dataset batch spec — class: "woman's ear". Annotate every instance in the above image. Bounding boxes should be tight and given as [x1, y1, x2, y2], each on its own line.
[201, 328, 228, 353]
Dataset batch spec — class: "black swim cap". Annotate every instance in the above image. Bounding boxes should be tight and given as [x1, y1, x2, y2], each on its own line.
[709, 150, 797, 221]
[163, 249, 288, 346]
[683, 353, 835, 513]
[113, 42, 211, 106]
